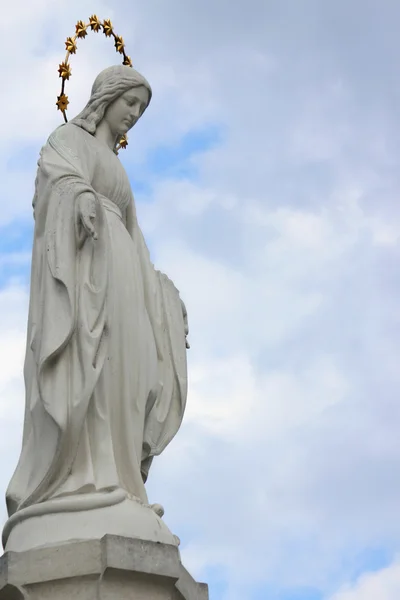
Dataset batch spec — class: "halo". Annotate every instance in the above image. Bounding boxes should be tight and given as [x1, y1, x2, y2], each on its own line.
[57, 16, 133, 152]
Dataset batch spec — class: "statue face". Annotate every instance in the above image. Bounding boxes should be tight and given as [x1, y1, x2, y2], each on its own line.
[104, 85, 150, 135]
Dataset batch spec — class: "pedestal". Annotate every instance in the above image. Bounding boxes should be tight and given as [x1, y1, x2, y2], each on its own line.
[3, 494, 179, 552]
[0, 535, 209, 599]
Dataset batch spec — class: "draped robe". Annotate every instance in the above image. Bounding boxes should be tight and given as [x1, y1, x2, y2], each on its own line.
[5, 123, 188, 519]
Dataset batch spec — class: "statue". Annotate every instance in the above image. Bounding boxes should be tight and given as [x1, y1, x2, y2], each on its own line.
[2, 56, 190, 552]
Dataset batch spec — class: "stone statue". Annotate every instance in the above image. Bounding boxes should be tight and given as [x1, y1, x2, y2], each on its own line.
[2, 64, 190, 553]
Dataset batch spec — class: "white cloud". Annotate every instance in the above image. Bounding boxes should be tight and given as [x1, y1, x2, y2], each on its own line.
[141, 175, 400, 593]
[328, 560, 400, 600]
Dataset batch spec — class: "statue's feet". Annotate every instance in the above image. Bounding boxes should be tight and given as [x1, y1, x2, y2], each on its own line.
[150, 503, 165, 518]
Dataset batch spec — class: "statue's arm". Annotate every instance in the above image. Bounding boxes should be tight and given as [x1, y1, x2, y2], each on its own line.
[47, 124, 99, 243]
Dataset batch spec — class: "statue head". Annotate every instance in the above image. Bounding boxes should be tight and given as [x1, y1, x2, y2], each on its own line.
[70, 64, 152, 139]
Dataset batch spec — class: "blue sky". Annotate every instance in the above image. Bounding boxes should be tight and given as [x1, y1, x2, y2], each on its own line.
[1, 1, 400, 599]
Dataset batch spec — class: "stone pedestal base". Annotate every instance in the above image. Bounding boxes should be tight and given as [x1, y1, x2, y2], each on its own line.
[3, 494, 179, 553]
[0, 535, 208, 600]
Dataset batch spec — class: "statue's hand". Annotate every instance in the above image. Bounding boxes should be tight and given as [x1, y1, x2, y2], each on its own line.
[78, 193, 98, 241]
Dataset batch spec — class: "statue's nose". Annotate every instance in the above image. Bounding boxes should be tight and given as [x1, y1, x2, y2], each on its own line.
[132, 105, 141, 118]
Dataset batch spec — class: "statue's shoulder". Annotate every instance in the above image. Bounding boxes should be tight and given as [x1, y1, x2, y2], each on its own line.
[47, 123, 89, 161]
[49, 123, 84, 145]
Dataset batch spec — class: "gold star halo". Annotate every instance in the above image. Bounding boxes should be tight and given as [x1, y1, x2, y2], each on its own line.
[56, 16, 134, 152]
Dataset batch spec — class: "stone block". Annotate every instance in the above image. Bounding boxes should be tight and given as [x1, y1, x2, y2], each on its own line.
[0, 535, 208, 600]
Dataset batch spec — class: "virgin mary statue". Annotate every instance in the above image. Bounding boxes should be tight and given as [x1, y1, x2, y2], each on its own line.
[2, 65, 189, 552]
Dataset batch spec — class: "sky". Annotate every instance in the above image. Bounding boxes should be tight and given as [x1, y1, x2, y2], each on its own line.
[1, 1, 400, 599]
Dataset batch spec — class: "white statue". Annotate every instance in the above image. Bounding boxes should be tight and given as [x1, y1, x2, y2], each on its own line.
[2, 63, 189, 552]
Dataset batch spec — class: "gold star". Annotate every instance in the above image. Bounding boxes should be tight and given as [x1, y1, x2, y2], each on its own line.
[119, 135, 128, 149]
[114, 35, 125, 54]
[89, 15, 101, 32]
[58, 62, 71, 80]
[56, 94, 69, 112]
[75, 20, 88, 39]
[123, 56, 133, 67]
[65, 36, 77, 54]
[102, 19, 113, 37]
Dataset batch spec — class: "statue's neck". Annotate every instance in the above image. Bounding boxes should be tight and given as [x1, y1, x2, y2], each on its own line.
[94, 120, 118, 151]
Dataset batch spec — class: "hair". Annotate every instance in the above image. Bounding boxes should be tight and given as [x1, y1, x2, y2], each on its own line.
[70, 64, 152, 136]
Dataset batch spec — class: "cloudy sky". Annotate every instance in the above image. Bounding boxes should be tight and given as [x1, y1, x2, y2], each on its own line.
[1, 1, 400, 598]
